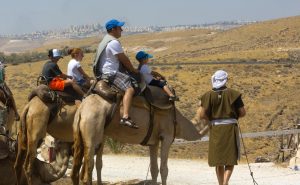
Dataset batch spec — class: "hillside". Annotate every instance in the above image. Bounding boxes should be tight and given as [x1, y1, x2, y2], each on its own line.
[39, 15, 300, 64]
[2, 16, 300, 63]
[122, 16, 300, 63]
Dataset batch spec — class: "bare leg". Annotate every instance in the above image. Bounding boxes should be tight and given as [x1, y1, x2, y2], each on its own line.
[215, 166, 225, 185]
[72, 83, 85, 96]
[163, 85, 175, 97]
[122, 87, 134, 118]
[64, 80, 85, 96]
[223, 165, 234, 185]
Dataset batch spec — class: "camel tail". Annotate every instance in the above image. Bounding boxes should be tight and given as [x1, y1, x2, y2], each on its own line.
[71, 108, 84, 185]
[20, 104, 29, 149]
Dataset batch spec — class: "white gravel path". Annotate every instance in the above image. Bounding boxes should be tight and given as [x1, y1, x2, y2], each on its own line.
[80, 155, 300, 185]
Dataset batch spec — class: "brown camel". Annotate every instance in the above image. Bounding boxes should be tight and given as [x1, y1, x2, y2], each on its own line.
[0, 87, 18, 185]
[71, 94, 209, 185]
[14, 93, 77, 185]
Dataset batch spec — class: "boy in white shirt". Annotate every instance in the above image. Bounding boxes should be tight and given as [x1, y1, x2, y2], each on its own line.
[136, 51, 178, 101]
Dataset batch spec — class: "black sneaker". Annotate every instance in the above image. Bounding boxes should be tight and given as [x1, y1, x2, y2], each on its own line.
[120, 117, 139, 129]
[169, 95, 179, 102]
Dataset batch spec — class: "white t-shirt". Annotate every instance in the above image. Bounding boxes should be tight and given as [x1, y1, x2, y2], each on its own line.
[140, 64, 153, 84]
[67, 59, 83, 81]
[99, 40, 124, 75]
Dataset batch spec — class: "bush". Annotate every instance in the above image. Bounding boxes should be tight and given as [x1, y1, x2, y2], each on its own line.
[288, 49, 300, 62]
[106, 138, 124, 154]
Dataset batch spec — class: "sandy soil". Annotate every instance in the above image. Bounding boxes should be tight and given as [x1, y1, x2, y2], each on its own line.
[53, 154, 300, 185]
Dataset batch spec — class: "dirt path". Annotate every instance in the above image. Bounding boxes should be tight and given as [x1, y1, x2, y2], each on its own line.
[62, 155, 300, 185]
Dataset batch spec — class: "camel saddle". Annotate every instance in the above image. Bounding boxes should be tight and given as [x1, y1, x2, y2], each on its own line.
[92, 80, 173, 110]
[28, 84, 82, 104]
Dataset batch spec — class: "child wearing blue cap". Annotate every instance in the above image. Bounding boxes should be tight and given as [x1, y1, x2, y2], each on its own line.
[136, 51, 179, 101]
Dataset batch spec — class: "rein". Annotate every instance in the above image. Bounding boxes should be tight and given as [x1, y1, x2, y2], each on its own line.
[238, 121, 259, 185]
[172, 102, 177, 142]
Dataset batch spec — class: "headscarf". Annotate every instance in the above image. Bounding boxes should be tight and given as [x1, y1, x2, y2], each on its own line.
[211, 70, 228, 89]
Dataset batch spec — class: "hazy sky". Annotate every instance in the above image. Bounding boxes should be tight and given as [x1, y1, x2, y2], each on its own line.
[1, 0, 300, 35]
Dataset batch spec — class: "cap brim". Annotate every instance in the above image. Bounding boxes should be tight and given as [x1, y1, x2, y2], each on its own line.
[147, 54, 153, 58]
[54, 56, 63, 59]
[117, 21, 125, 27]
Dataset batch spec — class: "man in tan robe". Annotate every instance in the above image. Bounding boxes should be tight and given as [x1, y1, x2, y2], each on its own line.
[199, 70, 246, 185]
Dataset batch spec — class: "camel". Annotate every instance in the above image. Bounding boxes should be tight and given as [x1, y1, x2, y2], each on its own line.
[0, 86, 18, 185]
[71, 93, 209, 185]
[14, 86, 78, 185]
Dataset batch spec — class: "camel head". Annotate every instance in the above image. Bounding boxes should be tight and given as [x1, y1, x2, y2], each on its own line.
[33, 141, 72, 183]
[175, 107, 209, 141]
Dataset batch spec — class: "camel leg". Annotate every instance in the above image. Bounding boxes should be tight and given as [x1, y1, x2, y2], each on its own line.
[95, 143, 104, 185]
[14, 133, 26, 185]
[81, 145, 95, 185]
[80, 159, 86, 182]
[23, 121, 47, 185]
[71, 139, 84, 185]
[23, 138, 38, 185]
[160, 136, 173, 185]
[149, 144, 159, 185]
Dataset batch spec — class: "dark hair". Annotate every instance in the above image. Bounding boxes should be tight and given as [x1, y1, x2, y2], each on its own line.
[48, 49, 54, 58]
[106, 28, 113, 33]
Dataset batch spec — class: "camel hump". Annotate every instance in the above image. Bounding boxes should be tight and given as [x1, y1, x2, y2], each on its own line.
[28, 84, 56, 103]
[133, 86, 173, 110]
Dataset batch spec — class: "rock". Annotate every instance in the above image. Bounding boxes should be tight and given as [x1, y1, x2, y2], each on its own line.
[255, 156, 271, 163]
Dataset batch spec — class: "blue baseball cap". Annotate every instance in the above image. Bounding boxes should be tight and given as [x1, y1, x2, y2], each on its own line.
[136, 51, 153, 61]
[105, 19, 125, 30]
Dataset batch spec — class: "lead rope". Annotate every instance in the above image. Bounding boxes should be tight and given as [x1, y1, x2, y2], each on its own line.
[238, 122, 258, 185]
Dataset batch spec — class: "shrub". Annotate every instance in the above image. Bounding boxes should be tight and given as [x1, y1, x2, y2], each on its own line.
[106, 138, 124, 154]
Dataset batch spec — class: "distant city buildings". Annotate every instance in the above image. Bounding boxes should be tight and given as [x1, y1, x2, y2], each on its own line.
[0, 21, 257, 40]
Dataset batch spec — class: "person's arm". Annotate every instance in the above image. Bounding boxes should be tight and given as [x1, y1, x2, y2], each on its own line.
[238, 107, 246, 118]
[233, 95, 246, 118]
[151, 71, 165, 80]
[116, 53, 139, 74]
[199, 106, 209, 121]
[78, 67, 90, 79]
[58, 73, 73, 79]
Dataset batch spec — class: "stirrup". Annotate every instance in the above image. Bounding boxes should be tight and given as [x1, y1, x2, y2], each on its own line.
[120, 117, 139, 129]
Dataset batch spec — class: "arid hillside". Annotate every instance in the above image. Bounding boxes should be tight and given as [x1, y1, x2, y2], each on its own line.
[3, 16, 300, 162]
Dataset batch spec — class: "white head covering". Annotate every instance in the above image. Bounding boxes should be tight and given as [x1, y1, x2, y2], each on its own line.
[211, 70, 228, 89]
[0, 61, 4, 69]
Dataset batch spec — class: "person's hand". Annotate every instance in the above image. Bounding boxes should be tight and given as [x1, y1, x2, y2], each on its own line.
[133, 69, 139, 74]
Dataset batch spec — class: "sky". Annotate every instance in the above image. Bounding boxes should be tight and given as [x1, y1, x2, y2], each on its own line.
[1, 0, 300, 35]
